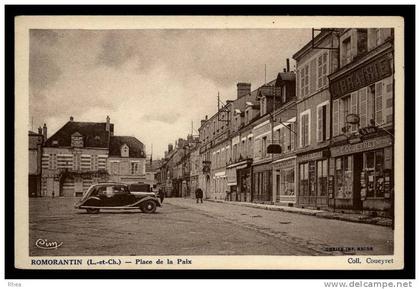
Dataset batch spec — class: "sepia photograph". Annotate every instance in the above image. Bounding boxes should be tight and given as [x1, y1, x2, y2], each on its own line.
[7, 8, 413, 276]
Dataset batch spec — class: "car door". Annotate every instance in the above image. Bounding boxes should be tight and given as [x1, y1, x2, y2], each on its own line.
[113, 185, 136, 206]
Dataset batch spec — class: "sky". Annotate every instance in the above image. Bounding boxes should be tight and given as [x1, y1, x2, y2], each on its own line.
[29, 29, 312, 158]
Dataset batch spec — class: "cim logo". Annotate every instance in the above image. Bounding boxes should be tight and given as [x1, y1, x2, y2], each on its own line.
[35, 238, 63, 250]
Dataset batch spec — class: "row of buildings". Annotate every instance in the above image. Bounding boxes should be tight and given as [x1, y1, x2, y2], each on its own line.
[158, 28, 394, 217]
[29, 116, 154, 197]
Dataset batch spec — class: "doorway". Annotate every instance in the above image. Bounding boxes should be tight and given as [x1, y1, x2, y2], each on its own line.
[353, 153, 363, 210]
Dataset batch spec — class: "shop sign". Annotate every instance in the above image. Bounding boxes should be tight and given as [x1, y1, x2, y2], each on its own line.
[226, 168, 237, 186]
[330, 53, 392, 99]
[298, 150, 328, 162]
[330, 136, 392, 157]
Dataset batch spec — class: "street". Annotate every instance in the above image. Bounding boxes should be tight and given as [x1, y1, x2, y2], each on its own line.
[29, 197, 393, 256]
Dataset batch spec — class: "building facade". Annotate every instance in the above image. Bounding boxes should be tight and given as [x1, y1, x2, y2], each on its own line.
[293, 29, 339, 209]
[41, 116, 146, 197]
[29, 128, 44, 197]
[107, 136, 146, 184]
[328, 28, 394, 216]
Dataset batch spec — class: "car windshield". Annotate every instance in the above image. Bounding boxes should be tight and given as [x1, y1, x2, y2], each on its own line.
[79, 185, 100, 202]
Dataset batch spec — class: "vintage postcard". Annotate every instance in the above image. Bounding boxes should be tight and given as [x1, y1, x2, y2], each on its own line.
[14, 14, 405, 271]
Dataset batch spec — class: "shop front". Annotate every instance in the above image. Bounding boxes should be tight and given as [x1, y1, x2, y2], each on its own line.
[226, 166, 237, 201]
[297, 149, 330, 208]
[272, 156, 296, 204]
[252, 161, 273, 203]
[226, 159, 252, 202]
[330, 135, 393, 215]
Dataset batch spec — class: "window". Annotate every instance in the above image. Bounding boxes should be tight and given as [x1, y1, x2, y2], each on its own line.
[299, 163, 309, 196]
[261, 136, 267, 158]
[248, 137, 252, 158]
[111, 162, 120, 175]
[357, 29, 368, 56]
[233, 144, 238, 161]
[364, 149, 386, 198]
[335, 156, 353, 199]
[282, 85, 287, 103]
[300, 110, 310, 147]
[342, 37, 351, 65]
[341, 95, 351, 133]
[121, 144, 129, 157]
[317, 160, 328, 196]
[317, 52, 328, 89]
[317, 102, 328, 142]
[374, 28, 381, 46]
[300, 65, 309, 98]
[277, 128, 283, 151]
[131, 162, 139, 175]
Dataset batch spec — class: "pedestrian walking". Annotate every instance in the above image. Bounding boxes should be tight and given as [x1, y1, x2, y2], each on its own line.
[195, 188, 203, 203]
[158, 188, 165, 203]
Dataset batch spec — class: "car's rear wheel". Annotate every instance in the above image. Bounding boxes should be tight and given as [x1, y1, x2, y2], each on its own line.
[140, 200, 156, 214]
[86, 208, 99, 214]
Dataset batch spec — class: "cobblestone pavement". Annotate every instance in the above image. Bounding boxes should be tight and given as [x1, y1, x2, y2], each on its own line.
[165, 198, 394, 256]
[29, 197, 393, 256]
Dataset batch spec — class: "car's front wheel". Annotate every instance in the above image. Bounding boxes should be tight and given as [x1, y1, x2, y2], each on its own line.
[86, 208, 99, 214]
[140, 200, 156, 214]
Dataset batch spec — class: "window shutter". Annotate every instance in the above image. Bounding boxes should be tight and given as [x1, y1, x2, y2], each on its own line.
[284, 126, 290, 151]
[304, 114, 309, 146]
[359, 88, 367, 128]
[325, 103, 330, 140]
[375, 81, 384, 124]
[279, 128, 284, 151]
[317, 106, 323, 142]
[339, 98, 344, 133]
[291, 123, 295, 150]
[317, 56, 323, 89]
[296, 69, 300, 98]
[333, 99, 339, 136]
[310, 59, 317, 94]
[383, 76, 393, 124]
[351, 30, 357, 60]
[350, 92, 358, 132]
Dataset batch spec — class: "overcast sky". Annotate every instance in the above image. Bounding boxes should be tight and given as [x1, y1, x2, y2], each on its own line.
[29, 29, 311, 158]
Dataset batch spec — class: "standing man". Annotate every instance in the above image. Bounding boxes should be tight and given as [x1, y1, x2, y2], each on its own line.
[195, 187, 203, 203]
[158, 187, 165, 203]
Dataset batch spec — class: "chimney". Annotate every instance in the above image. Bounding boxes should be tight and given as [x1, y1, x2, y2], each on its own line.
[38, 126, 42, 135]
[168, 144, 173, 152]
[283, 68, 286, 72]
[42, 123, 47, 140]
[106, 115, 110, 131]
[205, 115, 208, 120]
[286, 58, 290, 72]
[70, 116, 74, 122]
[237, 83, 251, 99]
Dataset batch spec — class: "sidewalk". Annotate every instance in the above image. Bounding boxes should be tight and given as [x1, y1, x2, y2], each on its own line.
[168, 197, 393, 227]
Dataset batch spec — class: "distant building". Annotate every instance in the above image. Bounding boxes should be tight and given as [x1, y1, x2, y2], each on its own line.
[28, 129, 44, 197]
[40, 116, 146, 197]
[107, 136, 146, 184]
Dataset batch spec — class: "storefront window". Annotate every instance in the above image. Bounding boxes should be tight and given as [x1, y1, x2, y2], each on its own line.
[335, 156, 353, 199]
[280, 168, 295, 197]
[317, 160, 328, 196]
[299, 163, 309, 196]
[364, 149, 385, 198]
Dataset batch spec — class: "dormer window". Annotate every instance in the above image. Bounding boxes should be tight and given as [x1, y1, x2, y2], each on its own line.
[121, 144, 129, 157]
[71, 132, 83, 148]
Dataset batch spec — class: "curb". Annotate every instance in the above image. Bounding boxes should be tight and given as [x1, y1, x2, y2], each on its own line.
[204, 199, 392, 227]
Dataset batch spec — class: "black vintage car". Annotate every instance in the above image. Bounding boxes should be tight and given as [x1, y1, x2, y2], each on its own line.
[74, 183, 161, 214]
